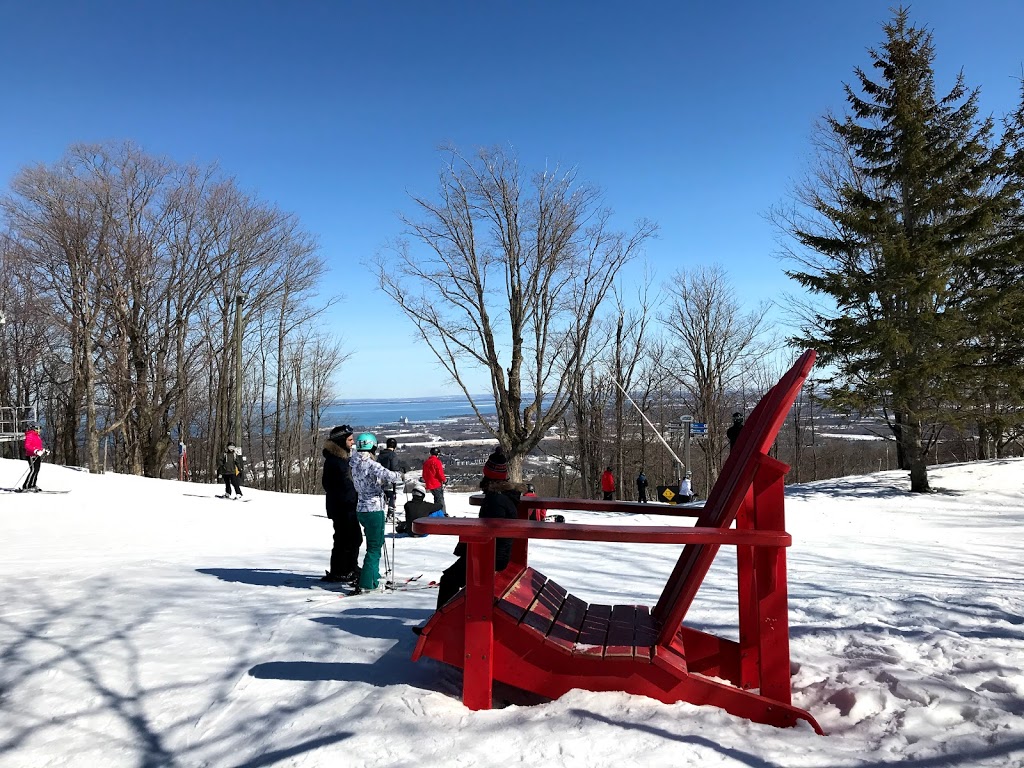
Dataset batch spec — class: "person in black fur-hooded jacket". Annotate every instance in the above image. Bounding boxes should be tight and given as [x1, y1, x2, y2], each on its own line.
[433, 450, 521, 609]
[321, 425, 361, 583]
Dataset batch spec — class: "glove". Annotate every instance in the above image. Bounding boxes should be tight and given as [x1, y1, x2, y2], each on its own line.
[33, 449, 45, 457]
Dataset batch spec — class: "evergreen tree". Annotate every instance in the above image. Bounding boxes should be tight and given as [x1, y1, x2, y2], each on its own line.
[782, 8, 1008, 492]
[966, 81, 1024, 458]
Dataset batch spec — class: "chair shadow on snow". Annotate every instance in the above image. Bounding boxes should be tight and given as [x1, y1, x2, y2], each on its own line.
[248, 610, 454, 696]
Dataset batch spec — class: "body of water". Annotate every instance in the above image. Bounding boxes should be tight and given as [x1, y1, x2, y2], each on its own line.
[323, 395, 496, 429]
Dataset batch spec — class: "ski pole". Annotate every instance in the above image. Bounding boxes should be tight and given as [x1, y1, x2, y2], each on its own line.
[381, 512, 393, 590]
[388, 501, 397, 590]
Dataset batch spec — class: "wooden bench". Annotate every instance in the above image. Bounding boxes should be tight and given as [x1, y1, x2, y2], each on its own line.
[412, 350, 822, 733]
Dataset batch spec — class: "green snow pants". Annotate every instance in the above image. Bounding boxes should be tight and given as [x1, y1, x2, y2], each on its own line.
[357, 509, 386, 590]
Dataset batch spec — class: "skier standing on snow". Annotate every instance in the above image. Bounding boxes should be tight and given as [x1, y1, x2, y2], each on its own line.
[19, 423, 45, 492]
[600, 466, 616, 501]
[422, 447, 447, 513]
[727, 412, 745, 450]
[376, 437, 403, 519]
[349, 433, 404, 593]
[636, 470, 648, 503]
[217, 442, 244, 499]
[320, 425, 361, 583]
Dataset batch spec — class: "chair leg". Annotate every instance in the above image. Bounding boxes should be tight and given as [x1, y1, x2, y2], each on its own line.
[462, 538, 496, 710]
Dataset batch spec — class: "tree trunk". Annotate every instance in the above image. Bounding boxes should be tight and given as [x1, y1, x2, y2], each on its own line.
[901, 415, 931, 493]
[507, 452, 526, 484]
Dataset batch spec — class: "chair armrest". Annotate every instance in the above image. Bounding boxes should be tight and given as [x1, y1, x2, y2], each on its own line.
[468, 494, 702, 518]
[411, 516, 791, 547]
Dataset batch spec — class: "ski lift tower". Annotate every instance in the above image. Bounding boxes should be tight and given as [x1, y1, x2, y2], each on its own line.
[0, 311, 35, 446]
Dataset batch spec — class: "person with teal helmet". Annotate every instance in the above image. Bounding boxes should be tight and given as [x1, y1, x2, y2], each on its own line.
[349, 431, 404, 593]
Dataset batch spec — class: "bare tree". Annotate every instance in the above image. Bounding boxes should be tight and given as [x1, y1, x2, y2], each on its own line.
[377, 145, 656, 480]
[2, 141, 344, 485]
[661, 265, 775, 486]
[3, 150, 112, 468]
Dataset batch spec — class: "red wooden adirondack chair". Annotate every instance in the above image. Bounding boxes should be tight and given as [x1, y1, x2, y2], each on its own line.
[411, 350, 822, 733]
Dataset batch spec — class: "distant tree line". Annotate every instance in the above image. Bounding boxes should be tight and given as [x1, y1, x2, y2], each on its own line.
[0, 141, 347, 490]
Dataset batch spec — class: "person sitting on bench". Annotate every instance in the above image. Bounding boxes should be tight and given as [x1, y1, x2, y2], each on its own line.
[401, 479, 444, 536]
[434, 450, 520, 609]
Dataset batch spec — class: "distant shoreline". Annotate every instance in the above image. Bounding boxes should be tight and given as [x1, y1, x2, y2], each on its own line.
[322, 396, 496, 430]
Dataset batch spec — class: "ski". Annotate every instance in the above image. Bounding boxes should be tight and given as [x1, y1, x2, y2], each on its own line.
[181, 492, 250, 502]
[388, 573, 423, 588]
[0, 488, 69, 494]
[387, 579, 438, 592]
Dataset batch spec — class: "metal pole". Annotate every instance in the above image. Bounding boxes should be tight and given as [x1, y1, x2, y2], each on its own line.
[683, 422, 691, 488]
[234, 293, 244, 449]
[610, 378, 684, 467]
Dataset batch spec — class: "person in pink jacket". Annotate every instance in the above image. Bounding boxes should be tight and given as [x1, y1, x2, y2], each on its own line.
[421, 447, 447, 513]
[20, 424, 45, 492]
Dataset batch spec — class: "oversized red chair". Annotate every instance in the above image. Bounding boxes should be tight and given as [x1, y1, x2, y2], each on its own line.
[412, 350, 822, 733]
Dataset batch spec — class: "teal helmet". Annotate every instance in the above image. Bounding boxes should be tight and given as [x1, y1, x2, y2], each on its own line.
[355, 432, 377, 451]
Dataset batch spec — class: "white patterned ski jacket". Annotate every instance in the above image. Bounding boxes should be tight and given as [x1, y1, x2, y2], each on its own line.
[349, 450, 404, 513]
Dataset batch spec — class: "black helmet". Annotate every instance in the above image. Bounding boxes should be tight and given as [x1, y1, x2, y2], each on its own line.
[430, 447, 440, 456]
[732, 412, 743, 421]
[386, 437, 397, 449]
[329, 424, 353, 440]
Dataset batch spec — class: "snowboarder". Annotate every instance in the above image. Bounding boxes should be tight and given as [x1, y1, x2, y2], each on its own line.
[523, 482, 546, 521]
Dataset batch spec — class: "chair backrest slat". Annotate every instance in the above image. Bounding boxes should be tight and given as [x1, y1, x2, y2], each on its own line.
[652, 350, 816, 643]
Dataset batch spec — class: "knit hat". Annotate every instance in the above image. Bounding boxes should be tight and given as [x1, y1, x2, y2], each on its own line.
[483, 450, 508, 481]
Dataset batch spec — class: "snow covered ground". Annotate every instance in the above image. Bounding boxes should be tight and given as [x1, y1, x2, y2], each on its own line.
[1, 456, 1022, 767]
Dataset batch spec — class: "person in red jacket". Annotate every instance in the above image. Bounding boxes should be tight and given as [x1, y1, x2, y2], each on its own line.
[600, 466, 615, 501]
[422, 447, 447, 514]
[19, 423, 46, 492]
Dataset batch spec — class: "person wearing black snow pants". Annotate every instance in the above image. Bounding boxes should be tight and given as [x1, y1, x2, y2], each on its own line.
[21, 424, 45, 491]
[217, 443, 244, 498]
[321, 426, 362, 583]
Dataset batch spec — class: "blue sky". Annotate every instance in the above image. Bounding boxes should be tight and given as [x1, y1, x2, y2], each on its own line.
[2, 1, 1022, 399]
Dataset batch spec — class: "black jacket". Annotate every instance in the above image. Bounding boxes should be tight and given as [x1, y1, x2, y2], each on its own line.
[404, 495, 443, 535]
[727, 421, 744, 448]
[322, 439, 357, 517]
[377, 447, 402, 474]
[464, 480, 521, 571]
